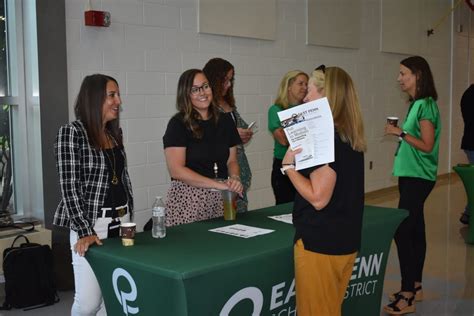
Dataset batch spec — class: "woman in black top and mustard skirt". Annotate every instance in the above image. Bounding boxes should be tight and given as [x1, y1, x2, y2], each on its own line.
[282, 66, 366, 316]
[53, 74, 133, 316]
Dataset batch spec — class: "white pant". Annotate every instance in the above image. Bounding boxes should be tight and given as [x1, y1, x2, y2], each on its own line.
[70, 214, 130, 316]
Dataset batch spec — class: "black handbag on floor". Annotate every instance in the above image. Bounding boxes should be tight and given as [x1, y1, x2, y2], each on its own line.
[1, 235, 59, 310]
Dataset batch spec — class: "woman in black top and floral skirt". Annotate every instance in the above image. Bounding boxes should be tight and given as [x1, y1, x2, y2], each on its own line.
[53, 74, 134, 316]
[163, 69, 243, 227]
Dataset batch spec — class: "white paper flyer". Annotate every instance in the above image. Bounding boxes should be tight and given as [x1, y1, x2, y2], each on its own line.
[268, 213, 293, 224]
[209, 224, 274, 238]
[277, 97, 335, 170]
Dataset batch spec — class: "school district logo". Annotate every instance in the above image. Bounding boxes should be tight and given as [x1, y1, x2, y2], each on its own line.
[112, 268, 139, 315]
[220, 287, 263, 316]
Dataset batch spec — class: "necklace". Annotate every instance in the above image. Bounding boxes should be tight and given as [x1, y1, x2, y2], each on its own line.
[104, 133, 119, 185]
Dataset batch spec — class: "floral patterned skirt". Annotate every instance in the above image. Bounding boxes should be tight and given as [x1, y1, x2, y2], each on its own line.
[165, 180, 223, 227]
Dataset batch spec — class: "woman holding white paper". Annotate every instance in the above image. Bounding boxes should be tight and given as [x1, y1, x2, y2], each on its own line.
[268, 70, 308, 205]
[282, 66, 366, 316]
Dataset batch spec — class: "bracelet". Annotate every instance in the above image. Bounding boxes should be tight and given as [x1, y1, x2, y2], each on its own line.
[280, 164, 296, 175]
[228, 175, 241, 181]
[282, 163, 295, 166]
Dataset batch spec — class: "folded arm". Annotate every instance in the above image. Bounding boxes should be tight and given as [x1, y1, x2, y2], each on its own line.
[385, 119, 435, 153]
[272, 128, 289, 146]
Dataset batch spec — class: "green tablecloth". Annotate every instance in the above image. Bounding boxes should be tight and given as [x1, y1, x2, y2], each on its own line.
[453, 164, 474, 243]
[87, 203, 407, 316]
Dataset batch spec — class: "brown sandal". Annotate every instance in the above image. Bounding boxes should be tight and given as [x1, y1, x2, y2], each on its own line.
[388, 285, 423, 302]
[384, 293, 415, 315]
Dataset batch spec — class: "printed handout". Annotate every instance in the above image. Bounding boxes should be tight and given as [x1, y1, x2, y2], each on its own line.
[277, 97, 335, 170]
[268, 213, 293, 224]
[209, 224, 274, 238]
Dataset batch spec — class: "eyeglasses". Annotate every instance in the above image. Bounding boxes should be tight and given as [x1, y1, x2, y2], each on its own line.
[190, 83, 211, 95]
[315, 64, 326, 73]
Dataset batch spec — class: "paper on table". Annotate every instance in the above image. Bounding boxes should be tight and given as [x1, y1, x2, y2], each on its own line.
[277, 97, 334, 170]
[209, 224, 274, 239]
[268, 213, 293, 224]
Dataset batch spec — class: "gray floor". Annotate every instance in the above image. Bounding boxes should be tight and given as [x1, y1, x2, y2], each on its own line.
[0, 289, 73, 315]
[369, 175, 474, 315]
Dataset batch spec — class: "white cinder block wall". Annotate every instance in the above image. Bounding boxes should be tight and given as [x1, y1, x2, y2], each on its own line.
[65, 0, 466, 228]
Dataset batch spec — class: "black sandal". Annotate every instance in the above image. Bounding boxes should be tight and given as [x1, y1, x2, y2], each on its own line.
[389, 285, 423, 302]
[383, 293, 415, 315]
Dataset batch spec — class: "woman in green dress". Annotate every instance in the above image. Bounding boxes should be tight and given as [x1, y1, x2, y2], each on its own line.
[268, 70, 308, 204]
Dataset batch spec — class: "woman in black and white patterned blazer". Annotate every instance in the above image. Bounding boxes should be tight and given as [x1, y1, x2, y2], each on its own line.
[53, 74, 133, 316]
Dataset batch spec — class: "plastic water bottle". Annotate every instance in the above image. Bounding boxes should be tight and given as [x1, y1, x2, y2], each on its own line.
[152, 196, 166, 238]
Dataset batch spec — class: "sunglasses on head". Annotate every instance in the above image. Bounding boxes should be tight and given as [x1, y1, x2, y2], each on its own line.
[315, 64, 326, 73]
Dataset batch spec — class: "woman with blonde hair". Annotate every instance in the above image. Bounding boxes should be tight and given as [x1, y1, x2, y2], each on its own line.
[268, 70, 308, 204]
[282, 65, 366, 316]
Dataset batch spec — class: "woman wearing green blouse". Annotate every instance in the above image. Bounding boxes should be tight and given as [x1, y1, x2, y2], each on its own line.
[384, 56, 440, 315]
[268, 70, 308, 205]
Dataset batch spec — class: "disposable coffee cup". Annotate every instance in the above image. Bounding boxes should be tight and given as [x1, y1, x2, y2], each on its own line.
[120, 222, 136, 246]
[387, 116, 399, 126]
[222, 190, 237, 220]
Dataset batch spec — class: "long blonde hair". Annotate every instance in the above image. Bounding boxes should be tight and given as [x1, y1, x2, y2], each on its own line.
[310, 67, 366, 152]
[274, 70, 308, 109]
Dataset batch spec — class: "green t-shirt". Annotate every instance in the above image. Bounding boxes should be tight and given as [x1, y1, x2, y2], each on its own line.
[393, 97, 441, 181]
[268, 104, 291, 159]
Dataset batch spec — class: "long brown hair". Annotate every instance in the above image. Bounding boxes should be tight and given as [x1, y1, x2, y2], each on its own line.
[74, 74, 122, 149]
[323, 67, 366, 152]
[400, 56, 438, 101]
[203, 58, 235, 109]
[176, 69, 219, 139]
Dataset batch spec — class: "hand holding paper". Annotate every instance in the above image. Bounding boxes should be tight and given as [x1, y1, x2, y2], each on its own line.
[282, 146, 303, 166]
[277, 97, 335, 170]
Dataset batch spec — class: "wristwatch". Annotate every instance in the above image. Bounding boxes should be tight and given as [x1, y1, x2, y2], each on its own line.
[280, 164, 295, 175]
[399, 131, 407, 141]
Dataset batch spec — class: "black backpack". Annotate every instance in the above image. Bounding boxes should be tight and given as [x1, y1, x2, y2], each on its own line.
[1, 235, 59, 310]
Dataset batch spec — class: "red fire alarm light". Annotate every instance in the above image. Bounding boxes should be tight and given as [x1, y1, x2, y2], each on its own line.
[85, 10, 111, 27]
